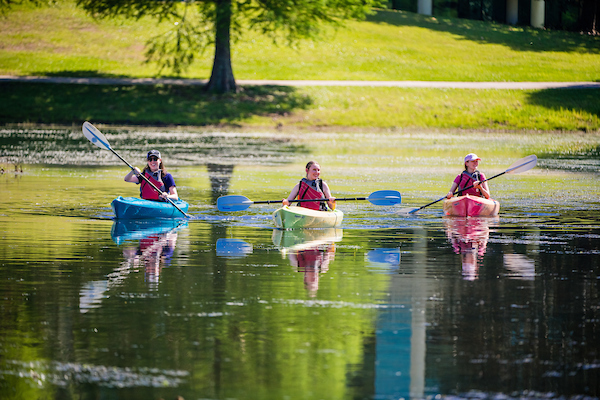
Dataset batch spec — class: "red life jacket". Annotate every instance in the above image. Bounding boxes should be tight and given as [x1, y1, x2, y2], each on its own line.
[140, 171, 165, 200]
[298, 178, 326, 211]
[296, 249, 323, 271]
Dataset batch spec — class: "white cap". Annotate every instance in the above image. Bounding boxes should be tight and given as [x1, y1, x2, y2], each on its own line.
[464, 153, 481, 162]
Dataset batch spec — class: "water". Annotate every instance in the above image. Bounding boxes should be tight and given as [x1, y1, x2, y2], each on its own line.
[1, 127, 599, 399]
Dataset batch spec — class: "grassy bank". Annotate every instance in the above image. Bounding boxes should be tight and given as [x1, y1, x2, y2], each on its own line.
[2, 82, 599, 132]
[1, 1, 599, 131]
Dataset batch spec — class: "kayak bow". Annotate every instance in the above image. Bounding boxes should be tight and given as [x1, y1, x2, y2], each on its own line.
[443, 195, 500, 217]
[272, 206, 344, 229]
[112, 196, 190, 219]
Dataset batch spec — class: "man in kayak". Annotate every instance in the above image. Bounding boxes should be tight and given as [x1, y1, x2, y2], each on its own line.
[282, 161, 336, 211]
[446, 153, 491, 200]
[124, 150, 180, 201]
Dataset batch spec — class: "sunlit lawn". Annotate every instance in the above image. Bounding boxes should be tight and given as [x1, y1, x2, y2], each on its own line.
[0, 1, 599, 131]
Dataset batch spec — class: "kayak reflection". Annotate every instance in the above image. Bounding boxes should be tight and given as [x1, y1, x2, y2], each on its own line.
[273, 228, 343, 296]
[115, 220, 187, 289]
[79, 220, 187, 313]
[444, 216, 498, 281]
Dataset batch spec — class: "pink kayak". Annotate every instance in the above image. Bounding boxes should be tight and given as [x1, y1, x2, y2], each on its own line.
[443, 194, 500, 217]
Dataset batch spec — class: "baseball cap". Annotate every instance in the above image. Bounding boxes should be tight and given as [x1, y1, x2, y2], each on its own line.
[147, 150, 161, 159]
[464, 153, 481, 162]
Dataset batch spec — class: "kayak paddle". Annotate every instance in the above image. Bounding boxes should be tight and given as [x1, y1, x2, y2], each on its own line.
[82, 121, 191, 218]
[401, 154, 538, 214]
[217, 190, 402, 212]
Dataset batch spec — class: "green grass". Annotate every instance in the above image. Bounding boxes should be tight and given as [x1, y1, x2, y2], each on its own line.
[1, 1, 599, 131]
[2, 82, 598, 131]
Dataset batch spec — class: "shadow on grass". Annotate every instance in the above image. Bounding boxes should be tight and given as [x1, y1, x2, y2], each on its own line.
[526, 88, 600, 131]
[36, 70, 135, 79]
[0, 81, 312, 126]
[368, 9, 600, 54]
[37, 70, 202, 80]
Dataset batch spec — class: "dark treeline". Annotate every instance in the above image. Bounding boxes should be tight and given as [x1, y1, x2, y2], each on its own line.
[389, 0, 599, 34]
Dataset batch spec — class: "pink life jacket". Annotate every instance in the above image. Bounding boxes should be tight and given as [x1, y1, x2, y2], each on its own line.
[140, 171, 165, 200]
[456, 170, 486, 197]
[298, 178, 327, 211]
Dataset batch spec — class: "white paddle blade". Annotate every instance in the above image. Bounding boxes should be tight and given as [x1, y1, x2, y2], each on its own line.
[82, 121, 111, 150]
[396, 207, 420, 214]
[506, 155, 537, 174]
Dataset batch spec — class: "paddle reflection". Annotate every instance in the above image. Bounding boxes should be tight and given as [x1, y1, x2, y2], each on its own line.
[79, 220, 187, 313]
[444, 217, 498, 280]
[365, 247, 401, 274]
[272, 228, 343, 296]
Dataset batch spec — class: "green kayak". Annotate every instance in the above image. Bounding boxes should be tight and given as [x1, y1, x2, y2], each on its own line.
[272, 206, 344, 229]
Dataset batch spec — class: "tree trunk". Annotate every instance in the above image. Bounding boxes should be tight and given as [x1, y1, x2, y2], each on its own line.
[579, 0, 599, 34]
[206, 0, 237, 94]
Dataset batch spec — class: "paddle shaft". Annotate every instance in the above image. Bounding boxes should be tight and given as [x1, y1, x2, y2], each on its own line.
[253, 197, 369, 205]
[106, 139, 189, 217]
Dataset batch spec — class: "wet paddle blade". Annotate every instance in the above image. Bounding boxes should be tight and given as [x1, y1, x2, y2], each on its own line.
[217, 195, 254, 212]
[366, 190, 402, 206]
[82, 121, 111, 150]
[506, 154, 537, 174]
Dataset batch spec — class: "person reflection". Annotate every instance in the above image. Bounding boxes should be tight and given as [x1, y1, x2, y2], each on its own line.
[444, 217, 493, 281]
[287, 243, 336, 296]
[122, 230, 179, 289]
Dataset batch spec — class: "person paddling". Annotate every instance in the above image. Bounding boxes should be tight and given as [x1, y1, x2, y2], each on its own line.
[124, 150, 179, 201]
[282, 161, 336, 211]
[446, 153, 491, 200]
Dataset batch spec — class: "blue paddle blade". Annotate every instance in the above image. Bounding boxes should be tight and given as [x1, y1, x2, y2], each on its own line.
[367, 190, 402, 206]
[217, 195, 253, 212]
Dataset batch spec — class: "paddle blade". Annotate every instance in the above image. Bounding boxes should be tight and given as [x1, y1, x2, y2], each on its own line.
[82, 121, 111, 150]
[217, 195, 254, 212]
[367, 190, 402, 206]
[506, 155, 537, 174]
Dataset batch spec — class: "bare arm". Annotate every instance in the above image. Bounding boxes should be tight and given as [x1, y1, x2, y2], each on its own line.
[124, 167, 141, 183]
[322, 181, 336, 209]
[162, 186, 179, 201]
[446, 182, 458, 199]
[282, 183, 300, 206]
[474, 181, 491, 199]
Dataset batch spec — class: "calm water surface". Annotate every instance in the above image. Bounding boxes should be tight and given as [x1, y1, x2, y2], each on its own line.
[1, 127, 599, 400]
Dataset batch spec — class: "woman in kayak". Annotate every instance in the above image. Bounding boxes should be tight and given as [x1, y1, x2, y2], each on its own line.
[446, 153, 491, 200]
[124, 150, 179, 201]
[282, 161, 336, 210]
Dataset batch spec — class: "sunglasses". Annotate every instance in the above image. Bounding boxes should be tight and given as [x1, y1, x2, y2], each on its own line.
[148, 156, 159, 161]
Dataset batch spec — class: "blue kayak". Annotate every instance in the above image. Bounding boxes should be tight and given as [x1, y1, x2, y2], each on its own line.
[111, 196, 190, 219]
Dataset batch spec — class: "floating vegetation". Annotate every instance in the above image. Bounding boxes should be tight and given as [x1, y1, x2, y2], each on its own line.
[0, 127, 308, 166]
[0, 359, 189, 388]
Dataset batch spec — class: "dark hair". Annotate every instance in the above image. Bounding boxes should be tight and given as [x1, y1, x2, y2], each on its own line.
[305, 161, 319, 170]
[143, 160, 167, 178]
